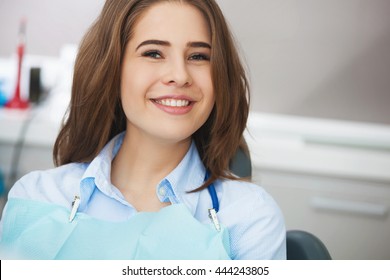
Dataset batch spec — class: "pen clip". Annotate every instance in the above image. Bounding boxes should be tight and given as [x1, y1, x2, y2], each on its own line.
[208, 208, 221, 231]
[69, 195, 80, 223]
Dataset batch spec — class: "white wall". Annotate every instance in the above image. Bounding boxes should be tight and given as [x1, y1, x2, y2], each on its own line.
[216, 0, 390, 124]
[0, 0, 105, 56]
[1, 0, 389, 124]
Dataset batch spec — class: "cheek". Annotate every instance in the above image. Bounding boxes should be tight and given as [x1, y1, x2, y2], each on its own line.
[121, 65, 151, 102]
[202, 73, 215, 106]
[193, 68, 214, 98]
[120, 70, 143, 117]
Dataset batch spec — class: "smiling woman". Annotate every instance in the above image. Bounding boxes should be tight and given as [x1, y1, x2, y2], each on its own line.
[0, 0, 286, 260]
[114, 2, 215, 211]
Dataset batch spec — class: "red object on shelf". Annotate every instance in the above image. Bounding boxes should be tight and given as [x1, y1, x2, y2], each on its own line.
[5, 19, 29, 109]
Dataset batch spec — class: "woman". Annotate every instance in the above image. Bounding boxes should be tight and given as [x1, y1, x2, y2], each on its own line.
[0, 0, 286, 259]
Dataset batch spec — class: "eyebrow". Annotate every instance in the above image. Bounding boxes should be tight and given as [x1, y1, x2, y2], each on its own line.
[188, 41, 211, 49]
[135, 39, 211, 50]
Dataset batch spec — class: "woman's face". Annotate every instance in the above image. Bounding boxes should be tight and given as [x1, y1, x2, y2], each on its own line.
[121, 1, 214, 145]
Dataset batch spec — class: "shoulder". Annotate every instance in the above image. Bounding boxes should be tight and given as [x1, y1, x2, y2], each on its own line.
[217, 179, 286, 259]
[218, 179, 280, 211]
[7, 163, 87, 207]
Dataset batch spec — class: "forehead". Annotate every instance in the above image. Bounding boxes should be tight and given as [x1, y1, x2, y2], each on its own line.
[131, 2, 211, 44]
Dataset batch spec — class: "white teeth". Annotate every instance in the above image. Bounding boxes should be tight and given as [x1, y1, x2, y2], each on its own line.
[155, 99, 190, 107]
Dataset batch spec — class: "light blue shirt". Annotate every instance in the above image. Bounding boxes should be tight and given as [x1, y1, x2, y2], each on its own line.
[0, 132, 286, 259]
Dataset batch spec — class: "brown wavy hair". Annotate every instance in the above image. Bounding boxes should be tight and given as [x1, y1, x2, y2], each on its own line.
[53, 0, 250, 190]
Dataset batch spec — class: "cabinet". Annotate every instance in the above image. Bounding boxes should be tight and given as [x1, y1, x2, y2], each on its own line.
[246, 113, 390, 259]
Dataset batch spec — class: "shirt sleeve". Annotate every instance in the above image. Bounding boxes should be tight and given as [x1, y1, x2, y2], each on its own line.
[228, 188, 286, 260]
[0, 172, 37, 239]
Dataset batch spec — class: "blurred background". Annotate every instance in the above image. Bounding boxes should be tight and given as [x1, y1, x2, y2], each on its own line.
[0, 0, 389, 259]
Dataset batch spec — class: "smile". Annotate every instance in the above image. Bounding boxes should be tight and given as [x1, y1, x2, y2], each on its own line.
[151, 97, 195, 115]
[153, 99, 191, 107]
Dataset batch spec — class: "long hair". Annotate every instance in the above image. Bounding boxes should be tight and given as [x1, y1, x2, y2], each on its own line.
[53, 0, 250, 190]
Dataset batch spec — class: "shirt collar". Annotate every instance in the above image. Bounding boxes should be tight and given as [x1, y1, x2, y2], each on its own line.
[78, 133, 125, 210]
[79, 132, 206, 215]
[157, 141, 206, 215]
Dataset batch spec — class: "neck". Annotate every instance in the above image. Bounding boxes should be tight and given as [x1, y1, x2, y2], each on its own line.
[111, 130, 191, 194]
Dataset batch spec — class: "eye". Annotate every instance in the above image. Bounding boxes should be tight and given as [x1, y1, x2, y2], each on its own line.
[142, 50, 163, 59]
[188, 53, 210, 61]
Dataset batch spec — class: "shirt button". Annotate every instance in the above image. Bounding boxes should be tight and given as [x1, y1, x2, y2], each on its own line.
[158, 187, 167, 196]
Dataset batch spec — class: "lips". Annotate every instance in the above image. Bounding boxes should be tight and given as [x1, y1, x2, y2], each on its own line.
[150, 95, 195, 115]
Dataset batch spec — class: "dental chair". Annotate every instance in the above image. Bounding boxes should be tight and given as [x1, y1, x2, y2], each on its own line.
[286, 230, 331, 260]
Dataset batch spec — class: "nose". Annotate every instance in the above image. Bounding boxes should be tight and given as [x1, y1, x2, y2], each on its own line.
[162, 58, 192, 87]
